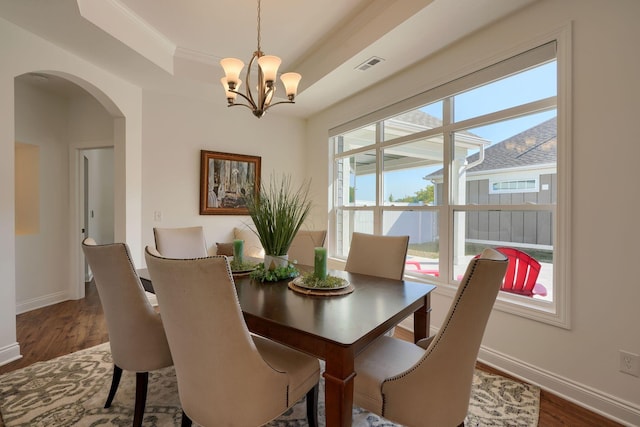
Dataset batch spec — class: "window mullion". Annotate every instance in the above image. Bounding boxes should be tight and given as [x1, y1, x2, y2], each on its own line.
[440, 97, 453, 281]
[374, 122, 383, 235]
[452, 97, 557, 133]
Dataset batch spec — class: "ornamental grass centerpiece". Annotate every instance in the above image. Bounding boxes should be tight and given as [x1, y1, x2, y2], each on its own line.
[246, 174, 312, 281]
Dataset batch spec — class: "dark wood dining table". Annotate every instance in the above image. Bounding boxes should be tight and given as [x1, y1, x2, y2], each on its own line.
[138, 265, 435, 427]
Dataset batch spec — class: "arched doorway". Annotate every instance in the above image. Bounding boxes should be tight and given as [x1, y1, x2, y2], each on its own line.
[14, 72, 122, 312]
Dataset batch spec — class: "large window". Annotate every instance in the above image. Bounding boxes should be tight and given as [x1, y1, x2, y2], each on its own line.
[330, 38, 571, 326]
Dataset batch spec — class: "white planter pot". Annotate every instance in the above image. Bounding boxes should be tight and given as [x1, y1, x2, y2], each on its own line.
[264, 254, 289, 270]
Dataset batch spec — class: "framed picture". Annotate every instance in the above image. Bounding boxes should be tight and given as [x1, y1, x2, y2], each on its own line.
[199, 150, 261, 215]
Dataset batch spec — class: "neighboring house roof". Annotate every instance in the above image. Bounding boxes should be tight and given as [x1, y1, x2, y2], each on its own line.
[387, 110, 481, 139]
[426, 116, 557, 179]
[389, 110, 445, 129]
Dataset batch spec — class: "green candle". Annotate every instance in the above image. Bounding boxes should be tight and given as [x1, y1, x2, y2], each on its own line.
[314, 247, 327, 280]
[233, 239, 244, 264]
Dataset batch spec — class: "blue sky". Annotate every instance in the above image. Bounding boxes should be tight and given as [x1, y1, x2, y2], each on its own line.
[357, 61, 557, 202]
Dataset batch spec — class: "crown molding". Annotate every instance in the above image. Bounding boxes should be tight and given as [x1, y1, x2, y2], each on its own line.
[76, 0, 175, 74]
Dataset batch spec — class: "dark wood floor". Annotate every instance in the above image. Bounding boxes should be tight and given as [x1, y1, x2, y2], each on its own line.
[0, 282, 623, 426]
[0, 283, 109, 375]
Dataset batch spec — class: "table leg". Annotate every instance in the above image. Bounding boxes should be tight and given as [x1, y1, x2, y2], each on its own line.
[323, 347, 355, 426]
[413, 293, 431, 343]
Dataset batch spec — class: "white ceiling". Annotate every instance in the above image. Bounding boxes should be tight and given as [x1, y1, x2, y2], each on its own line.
[1, 0, 537, 118]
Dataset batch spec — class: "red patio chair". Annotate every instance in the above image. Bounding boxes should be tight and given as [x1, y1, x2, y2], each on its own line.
[405, 259, 439, 277]
[494, 247, 547, 297]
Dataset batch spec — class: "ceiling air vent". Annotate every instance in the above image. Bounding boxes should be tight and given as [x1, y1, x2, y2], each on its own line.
[355, 56, 385, 71]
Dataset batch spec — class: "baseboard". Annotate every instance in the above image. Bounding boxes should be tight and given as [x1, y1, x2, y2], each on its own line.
[16, 290, 70, 315]
[396, 324, 640, 426]
[0, 341, 22, 368]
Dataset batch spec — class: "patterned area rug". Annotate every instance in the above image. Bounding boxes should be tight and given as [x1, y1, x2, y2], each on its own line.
[0, 343, 539, 426]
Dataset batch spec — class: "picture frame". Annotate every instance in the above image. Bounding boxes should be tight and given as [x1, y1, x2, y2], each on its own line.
[199, 150, 261, 215]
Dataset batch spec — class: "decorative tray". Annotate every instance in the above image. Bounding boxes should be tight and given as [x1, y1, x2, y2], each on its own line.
[291, 275, 350, 290]
[229, 260, 259, 276]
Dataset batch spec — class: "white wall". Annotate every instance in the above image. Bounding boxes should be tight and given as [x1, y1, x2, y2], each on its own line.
[69, 94, 114, 142]
[12, 84, 116, 313]
[14, 80, 71, 312]
[307, 0, 640, 424]
[139, 90, 309, 259]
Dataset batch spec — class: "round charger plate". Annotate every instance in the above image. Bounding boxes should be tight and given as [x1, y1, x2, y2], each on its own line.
[291, 276, 350, 291]
[230, 259, 259, 275]
[231, 268, 256, 277]
[231, 265, 258, 274]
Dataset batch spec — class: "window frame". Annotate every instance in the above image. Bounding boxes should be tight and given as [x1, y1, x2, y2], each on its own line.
[329, 27, 572, 328]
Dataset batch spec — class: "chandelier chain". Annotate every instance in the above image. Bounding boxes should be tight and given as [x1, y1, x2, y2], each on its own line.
[256, 0, 261, 53]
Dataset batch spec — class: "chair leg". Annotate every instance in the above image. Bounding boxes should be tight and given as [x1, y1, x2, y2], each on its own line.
[133, 372, 149, 427]
[104, 364, 123, 408]
[181, 410, 193, 427]
[306, 383, 319, 427]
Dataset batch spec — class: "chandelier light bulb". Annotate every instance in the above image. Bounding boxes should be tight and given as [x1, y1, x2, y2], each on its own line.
[220, 58, 244, 88]
[280, 72, 302, 100]
[257, 55, 281, 84]
[221, 77, 241, 102]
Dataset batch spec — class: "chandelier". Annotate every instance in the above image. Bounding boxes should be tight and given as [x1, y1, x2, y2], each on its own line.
[220, 0, 301, 118]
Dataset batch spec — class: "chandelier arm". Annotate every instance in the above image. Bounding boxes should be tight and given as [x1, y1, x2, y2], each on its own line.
[257, 69, 265, 111]
[228, 90, 258, 109]
[227, 102, 258, 112]
[259, 83, 276, 111]
[244, 53, 260, 107]
[264, 100, 295, 110]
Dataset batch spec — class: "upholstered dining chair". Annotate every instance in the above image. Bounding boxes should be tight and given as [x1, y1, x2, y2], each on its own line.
[152, 226, 208, 258]
[287, 229, 327, 266]
[345, 232, 410, 280]
[352, 248, 508, 427]
[144, 248, 321, 427]
[82, 238, 173, 427]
